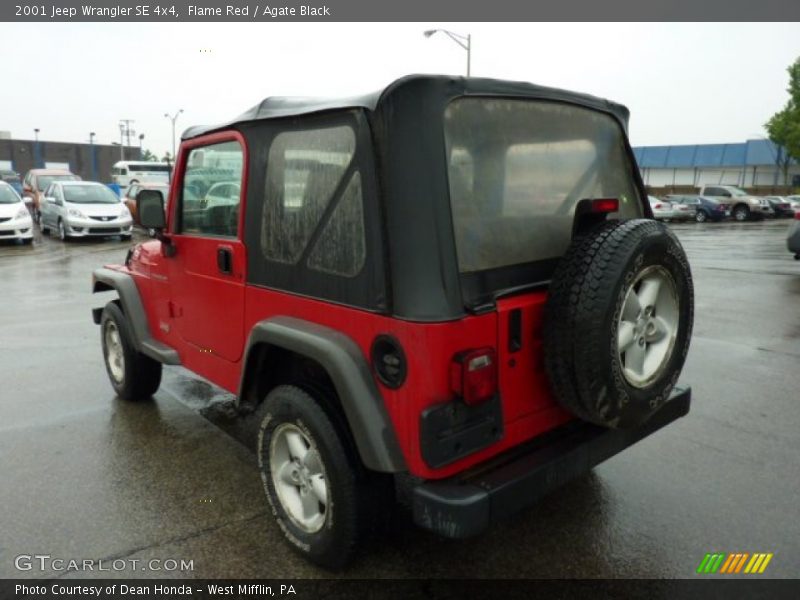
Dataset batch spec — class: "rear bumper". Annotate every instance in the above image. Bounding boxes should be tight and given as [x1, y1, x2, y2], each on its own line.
[411, 386, 691, 538]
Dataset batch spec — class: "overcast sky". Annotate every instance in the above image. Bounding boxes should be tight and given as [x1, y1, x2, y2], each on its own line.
[2, 22, 799, 157]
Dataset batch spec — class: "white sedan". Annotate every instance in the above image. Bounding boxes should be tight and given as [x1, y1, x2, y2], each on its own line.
[0, 181, 34, 244]
[648, 196, 674, 221]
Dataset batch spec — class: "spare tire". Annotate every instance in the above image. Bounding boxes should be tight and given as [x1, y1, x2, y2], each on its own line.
[543, 219, 693, 429]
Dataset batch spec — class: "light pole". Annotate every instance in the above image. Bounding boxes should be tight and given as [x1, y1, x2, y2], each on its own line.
[424, 29, 471, 76]
[138, 133, 145, 159]
[89, 132, 96, 180]
[165, 109, 183, 162]
[118, 123, 125, 161]
[33, 128, 41, 168]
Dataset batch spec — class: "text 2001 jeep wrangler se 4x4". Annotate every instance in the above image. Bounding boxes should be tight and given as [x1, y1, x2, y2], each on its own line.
[92, 75, 693, 568]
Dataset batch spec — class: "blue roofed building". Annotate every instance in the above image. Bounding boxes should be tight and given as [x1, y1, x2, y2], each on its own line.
[632, 139, 798, 189]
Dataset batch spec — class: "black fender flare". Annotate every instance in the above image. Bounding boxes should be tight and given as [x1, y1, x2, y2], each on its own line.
[240, 316, 406, 473]
[91, 267, 180, 365]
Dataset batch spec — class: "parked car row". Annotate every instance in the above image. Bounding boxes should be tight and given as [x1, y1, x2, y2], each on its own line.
[648, 195, 731, 223]
[648, 189, 800, 224]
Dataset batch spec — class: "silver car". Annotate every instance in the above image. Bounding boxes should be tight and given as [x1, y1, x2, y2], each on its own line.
[40, 181, 133, 241]
[648, 195, 674, 220]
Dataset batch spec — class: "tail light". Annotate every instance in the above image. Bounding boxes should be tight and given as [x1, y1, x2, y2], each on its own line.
[795, 211, 800, 220]
[591, 198, 619, 213]
[450, 348, 497, 405]
[653, 203, 663, 209]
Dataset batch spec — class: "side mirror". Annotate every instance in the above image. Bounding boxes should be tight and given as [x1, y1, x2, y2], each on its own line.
[45, 196, 56, 204]
[136, 190, 167, 230]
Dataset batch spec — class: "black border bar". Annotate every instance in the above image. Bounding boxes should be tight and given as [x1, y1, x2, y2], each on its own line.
[3, 0, 800, 22]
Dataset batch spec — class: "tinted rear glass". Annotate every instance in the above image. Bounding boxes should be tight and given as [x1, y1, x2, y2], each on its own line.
[445, 98, 642, 273]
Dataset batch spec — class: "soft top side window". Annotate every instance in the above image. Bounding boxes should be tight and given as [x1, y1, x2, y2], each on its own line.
[178, 139, 244, 238]
[261, 124, 366, 277]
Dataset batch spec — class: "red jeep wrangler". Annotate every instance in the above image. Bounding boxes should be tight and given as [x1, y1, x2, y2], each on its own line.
[92, 75, 693, 569]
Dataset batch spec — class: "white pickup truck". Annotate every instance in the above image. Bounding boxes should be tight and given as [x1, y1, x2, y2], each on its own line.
[697, 185, 770, 221]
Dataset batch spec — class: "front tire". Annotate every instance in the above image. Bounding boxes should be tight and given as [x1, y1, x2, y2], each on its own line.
[100, 302, 162, 401]
[257, 385, 377, 569]
[695, 210, 708, 223]
[58, 219, 68, 241]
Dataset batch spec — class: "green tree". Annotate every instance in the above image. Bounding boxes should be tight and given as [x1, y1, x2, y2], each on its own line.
[141, 149, 158, 161]
[765, 57, 800, 185]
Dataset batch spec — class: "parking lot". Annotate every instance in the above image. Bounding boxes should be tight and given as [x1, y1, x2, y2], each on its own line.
[1, 219, 798, 579]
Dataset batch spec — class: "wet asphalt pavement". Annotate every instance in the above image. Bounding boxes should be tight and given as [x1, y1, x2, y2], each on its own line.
[1, 220, 798, 580]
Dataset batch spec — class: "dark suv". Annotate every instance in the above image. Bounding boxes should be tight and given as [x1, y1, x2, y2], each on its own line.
[92, 75, 694, 568]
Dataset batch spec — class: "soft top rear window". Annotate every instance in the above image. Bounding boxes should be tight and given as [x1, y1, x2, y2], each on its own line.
[445, 98, 642, 275]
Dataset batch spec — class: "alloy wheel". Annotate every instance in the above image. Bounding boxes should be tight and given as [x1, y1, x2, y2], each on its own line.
[617, 266, 679, 388]
[269, 423, 328, 533]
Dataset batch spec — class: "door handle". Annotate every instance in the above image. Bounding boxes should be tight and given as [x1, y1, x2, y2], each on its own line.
[217, 247, 233, 274]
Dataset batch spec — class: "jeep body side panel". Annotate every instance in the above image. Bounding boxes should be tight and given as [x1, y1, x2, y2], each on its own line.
[240, 316, 405, 473]
[238, 283, 575, 481]
[91, 266, 181, 365]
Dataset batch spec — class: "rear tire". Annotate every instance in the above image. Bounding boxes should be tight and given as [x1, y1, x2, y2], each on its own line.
[100, 302, 162, 401]
[257, 385, 383, 569]
[543, 219, 694, 429]
[695, 210, 708, 223]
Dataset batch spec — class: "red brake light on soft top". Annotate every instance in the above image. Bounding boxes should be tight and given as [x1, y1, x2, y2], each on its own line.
[591, 198, 619, 213]
[450, 348, 497, 405]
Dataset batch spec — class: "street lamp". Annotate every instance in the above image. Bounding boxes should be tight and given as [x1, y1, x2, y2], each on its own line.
[424, 29, 471, 76]
[89, 132, 97, 180]
[33, 128, 41, 168]
[165, 109, 184, 161]
[118, 123, 125, 160]
[138, 133, 145, 158]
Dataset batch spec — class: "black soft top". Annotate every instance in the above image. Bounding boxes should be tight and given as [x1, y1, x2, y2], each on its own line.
[182, 74, 631, 140]
[185, 74, 642, 321]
